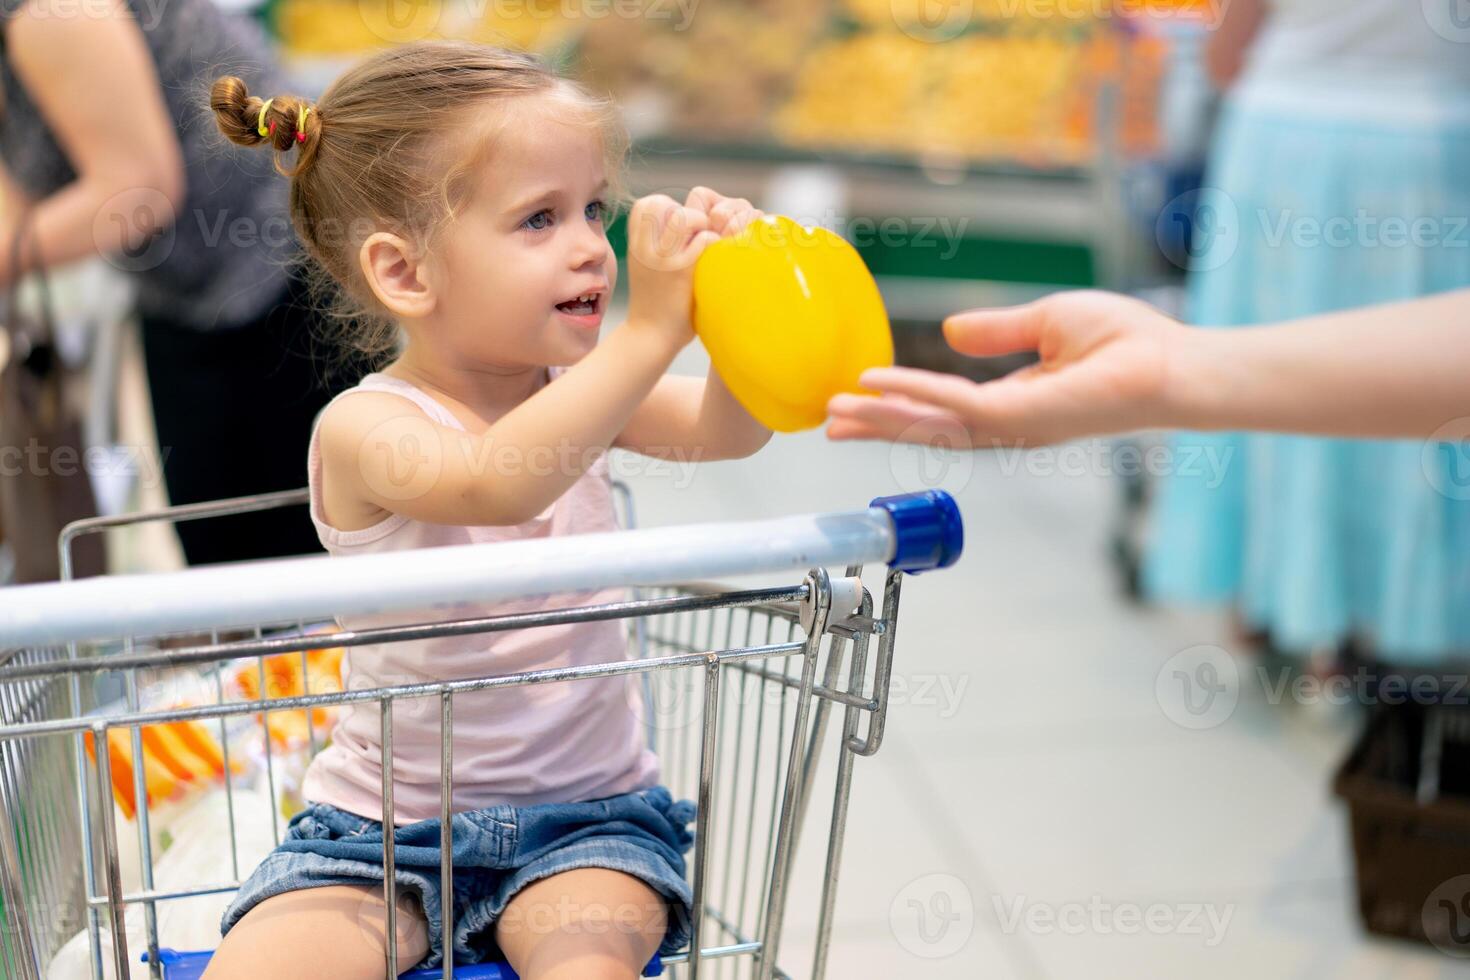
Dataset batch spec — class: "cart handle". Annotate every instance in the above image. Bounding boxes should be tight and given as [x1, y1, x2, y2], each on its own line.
[0, 491, 962, 648]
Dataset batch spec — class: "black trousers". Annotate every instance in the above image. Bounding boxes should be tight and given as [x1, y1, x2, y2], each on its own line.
[139, 273, 363, 565]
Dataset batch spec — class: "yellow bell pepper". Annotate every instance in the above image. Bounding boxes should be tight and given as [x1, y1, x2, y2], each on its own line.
[692, 215, 894, 433]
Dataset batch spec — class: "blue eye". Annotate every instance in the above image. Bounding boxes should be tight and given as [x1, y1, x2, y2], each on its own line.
[524, 210, 552, 231]
[585, 200, 604, 222]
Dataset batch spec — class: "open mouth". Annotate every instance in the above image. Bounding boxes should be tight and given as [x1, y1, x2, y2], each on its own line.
[555, 292, 602, 317]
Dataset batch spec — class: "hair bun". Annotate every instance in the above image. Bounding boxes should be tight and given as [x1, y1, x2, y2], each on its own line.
[210, 76, 321, 176]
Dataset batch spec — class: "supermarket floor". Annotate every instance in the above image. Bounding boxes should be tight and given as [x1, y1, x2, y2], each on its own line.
[613, 348, 1465, 979]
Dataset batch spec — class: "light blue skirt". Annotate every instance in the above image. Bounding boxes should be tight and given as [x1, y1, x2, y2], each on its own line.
[1143, 80, 1470, 664]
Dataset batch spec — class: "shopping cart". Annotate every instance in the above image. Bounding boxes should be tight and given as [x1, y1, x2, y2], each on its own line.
[0, 484, 962, 980]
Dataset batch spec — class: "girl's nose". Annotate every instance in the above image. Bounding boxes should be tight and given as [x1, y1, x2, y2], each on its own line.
[569, 224, 610, 270]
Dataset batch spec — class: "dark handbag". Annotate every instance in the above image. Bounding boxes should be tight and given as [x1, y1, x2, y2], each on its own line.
[0, 207, 106, 582]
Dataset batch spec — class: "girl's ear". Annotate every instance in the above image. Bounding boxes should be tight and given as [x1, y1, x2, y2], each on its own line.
[359, 232, 437, 319]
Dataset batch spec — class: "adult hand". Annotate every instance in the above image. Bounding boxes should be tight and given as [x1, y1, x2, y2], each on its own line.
[826, 291, 1183, 447]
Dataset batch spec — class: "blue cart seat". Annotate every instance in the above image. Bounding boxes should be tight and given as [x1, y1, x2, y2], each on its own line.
[143, 947, 664, 978]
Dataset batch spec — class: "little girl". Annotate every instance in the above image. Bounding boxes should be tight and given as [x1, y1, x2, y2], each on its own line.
[203, 41, 770, 980]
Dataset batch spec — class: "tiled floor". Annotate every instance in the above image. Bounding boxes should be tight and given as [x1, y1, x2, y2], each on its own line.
[613, 344, 1463, 979]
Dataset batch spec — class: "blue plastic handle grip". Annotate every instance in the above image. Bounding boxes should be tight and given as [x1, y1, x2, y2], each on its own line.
[870, 490, 964, 573]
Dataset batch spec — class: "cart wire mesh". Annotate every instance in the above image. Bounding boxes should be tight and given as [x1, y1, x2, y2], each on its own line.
[0, 485, 959, 980]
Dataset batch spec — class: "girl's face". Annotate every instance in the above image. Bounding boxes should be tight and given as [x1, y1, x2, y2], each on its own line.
[427, 97, 617, 371]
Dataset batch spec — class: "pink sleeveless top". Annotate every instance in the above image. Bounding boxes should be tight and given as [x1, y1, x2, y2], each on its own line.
[300, 369, 660, 825]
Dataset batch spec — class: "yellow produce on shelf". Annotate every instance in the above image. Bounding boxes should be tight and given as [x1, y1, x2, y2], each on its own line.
[775, 29, 1091, 164]
[846, 0, 1097, 32]
[274, 0, 576, 56]
[270, 0, 1164, 165]
[921, 32, 1089, 161]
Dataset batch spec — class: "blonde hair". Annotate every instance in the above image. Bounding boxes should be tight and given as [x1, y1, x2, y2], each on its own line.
[211, 41, 627, 365]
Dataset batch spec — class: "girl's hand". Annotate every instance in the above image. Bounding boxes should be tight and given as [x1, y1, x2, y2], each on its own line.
[826, 290, 1183, 447]
[683, 186, 763, 238]
[625, 193, 720, 351]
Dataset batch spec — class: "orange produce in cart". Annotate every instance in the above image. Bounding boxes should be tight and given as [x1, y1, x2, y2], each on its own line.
[84, 720, 236, 821]
[233, 642, 344, 749]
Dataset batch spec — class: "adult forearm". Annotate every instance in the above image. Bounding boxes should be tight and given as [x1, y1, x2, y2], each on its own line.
[1171, 289, 1470, 438]
[0, 176, 178, 288]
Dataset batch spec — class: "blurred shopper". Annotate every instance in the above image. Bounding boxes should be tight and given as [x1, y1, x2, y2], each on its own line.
[0, 0, 359, 565]
[1140, 0, 1470, 667]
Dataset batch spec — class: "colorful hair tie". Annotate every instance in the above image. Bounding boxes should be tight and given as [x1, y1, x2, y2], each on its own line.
[296, 105, 311, 144]
[256, 98, 274, 138]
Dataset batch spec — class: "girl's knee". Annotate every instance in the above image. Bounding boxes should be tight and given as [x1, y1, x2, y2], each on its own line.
[496, 869, 666, 980]
[204, 884, 430, 979]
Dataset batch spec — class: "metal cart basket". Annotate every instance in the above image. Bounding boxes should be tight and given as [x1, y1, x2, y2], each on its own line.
[0, 485, 962, 980]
